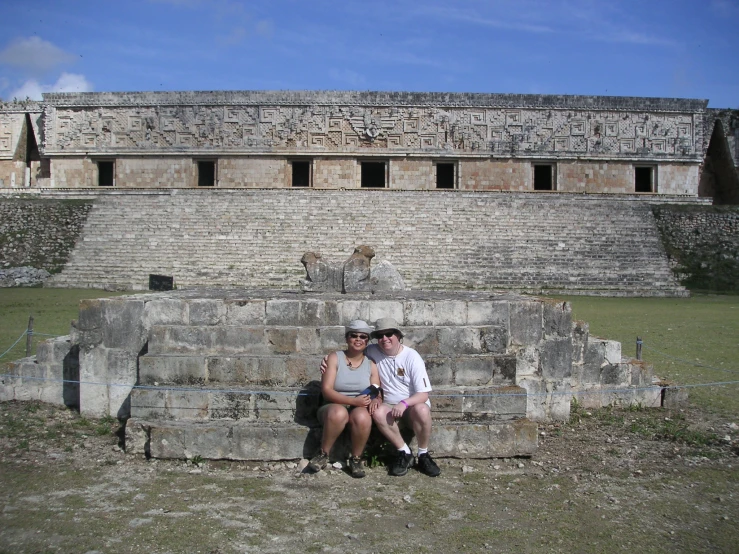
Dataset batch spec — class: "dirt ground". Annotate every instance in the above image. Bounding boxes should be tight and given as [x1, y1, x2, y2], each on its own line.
[1, 399, 737, 554]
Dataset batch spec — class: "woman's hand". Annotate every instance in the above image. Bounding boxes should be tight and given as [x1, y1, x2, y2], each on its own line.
[368, 397, 381, 415]
[353, 394, 371, 408]
[391, 401, 407, 419]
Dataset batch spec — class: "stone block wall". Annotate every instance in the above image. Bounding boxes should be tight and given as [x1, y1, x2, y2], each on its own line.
[218, 157, 288, 188]
[51, 157, 97, 188]
[2, 290, 660, 423]
[389, 158, 434, 190]
[313, 158, 357, 188]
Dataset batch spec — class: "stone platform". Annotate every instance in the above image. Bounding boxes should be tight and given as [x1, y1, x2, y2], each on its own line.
[3, 289, 663, 461]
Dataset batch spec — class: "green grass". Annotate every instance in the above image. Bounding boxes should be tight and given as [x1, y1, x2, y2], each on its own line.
[549, 294, 739, 416]
[0, 288, 129, 363]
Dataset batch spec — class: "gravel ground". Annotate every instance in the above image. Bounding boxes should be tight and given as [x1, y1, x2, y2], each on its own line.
[1, 399, 738, 553]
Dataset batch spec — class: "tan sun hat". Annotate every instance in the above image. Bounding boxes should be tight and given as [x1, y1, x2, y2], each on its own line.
[345, 320, 373, 336]
[371, 317, 404, 339]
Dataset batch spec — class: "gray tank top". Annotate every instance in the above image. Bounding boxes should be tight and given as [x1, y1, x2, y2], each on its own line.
[333, 351, 372, 396]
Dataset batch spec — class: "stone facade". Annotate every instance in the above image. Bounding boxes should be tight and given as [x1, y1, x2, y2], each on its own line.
[2, 91, 735, 197]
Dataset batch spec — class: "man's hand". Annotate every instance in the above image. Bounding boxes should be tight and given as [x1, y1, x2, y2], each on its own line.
[391, 401, 407, 419]
[368, 397, 381, 415]
[319, 355, 329, 374]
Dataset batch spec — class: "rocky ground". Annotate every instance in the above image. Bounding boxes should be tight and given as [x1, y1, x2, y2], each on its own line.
[1, 399, 737, 554]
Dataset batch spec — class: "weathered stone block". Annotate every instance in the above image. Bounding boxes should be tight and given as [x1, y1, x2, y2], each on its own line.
[601, 363, 629, 386]
[253, 392, 296, 421]
[543, 300, 572, 338]
[438, 327, 483, 355]
[370, 260, 405, 292]
[79, 346, 110, 417]
[207, 356, 256, 383]
[225, 300, 266, 325]
[219, 327, 267, 355]
[184, 424, 232, 459]
[509, 301, 542, 345]
[467, 301, 508, 326]
[368, 301, 404, 324]
[492, 355, 517, 384]
[265, 328, 299, 355]
[232, 424, 310, 460]
[455, 357, 493, 386]
[432, 301, 467, 326]
[319, 327, 346, 353]
[296, 327, 320, 354]
[107, 348, 137, 418]
[124, 418, 149, 455]
[145, 299, 189, 326]
[255, 358, 288, 385]
[139, 355, 207, 385]
[77, 298, 104, 348]
[460, 387, 527, 417]
[265, 300, 301, 326]
[540, 338, 572, 380]
[425, 357, 453, 386]
[515, 345, 540, 379]
[404, 300, 435, 326]
[166, 389, 210, 420]
[286, 356, 319, 386]
[481, 326, 508, 353]
[339, 300, 370, 324]
[189, 299, 226, 325]
[102, 298, 146, 352]
[571, 320, 589, 364]
[130, 388, 168, 419]
[209, 391, 254, 420]
[36, 336, 73, 365]
[148, 424, 186, 458]
[403, 327, 439, 357]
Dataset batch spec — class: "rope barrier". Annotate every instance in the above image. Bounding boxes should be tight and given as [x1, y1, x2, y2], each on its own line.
[2, 372, 738, 398]
[1, 327, 738, 399]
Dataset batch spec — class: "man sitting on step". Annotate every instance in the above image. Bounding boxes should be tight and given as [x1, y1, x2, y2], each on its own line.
[322, 317, 441, 477]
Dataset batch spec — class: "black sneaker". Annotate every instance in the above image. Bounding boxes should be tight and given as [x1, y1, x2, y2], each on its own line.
[348, 456, 366, 478]
[389, 450, 414, 477]
[307, 450, 329, 472]
[416, 452, 441, 477]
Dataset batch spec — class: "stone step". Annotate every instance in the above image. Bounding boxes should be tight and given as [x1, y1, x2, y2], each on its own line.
[138, 352, 518, 389]
[129, 384, 528, 424]
[48, 190, 687, 295]
[124, 416, 538, 461]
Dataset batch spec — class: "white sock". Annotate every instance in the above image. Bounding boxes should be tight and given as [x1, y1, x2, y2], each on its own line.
[399, 444, 411, 455]
[417, 447, 428, 456]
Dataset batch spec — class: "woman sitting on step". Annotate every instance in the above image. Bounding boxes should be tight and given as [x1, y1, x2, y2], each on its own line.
[308, 320, 382, 478]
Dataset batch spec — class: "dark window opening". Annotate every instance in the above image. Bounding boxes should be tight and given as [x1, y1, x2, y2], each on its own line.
[292, 161, 311, 187]
[534, 164, 554, 190]
[436, 163, 455, 189]
[98, 161, 114, 187]
[634, 166, 653, 193]
[361, 162, 386, 188]
[198, 161, 216, 187]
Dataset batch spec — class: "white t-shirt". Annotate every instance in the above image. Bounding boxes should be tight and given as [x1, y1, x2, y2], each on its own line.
[366, 344, 432, 405]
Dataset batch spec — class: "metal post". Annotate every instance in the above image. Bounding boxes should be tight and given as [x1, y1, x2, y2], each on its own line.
[26, 316, 34, 357]
[636, 336, 642, 361]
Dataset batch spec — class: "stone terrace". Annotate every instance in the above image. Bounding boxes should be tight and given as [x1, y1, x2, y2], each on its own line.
[45, 189, 688, 296]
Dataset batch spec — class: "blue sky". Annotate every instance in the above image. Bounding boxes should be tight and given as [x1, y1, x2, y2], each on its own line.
[0, 0, 737, 107]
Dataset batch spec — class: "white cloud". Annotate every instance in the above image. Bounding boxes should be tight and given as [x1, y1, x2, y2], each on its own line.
[0, 37, 76, 74]
[8, 73, 92, 101]
[329, 68, 366, 88]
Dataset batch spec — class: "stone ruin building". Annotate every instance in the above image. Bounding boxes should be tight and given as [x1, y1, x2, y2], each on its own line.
[0, 90, 737, 200]
[0, 89, 734, 461]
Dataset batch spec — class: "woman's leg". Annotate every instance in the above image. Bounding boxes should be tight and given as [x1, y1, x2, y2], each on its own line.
[348, 408, 372, 458]
[318, 404, 349, 454]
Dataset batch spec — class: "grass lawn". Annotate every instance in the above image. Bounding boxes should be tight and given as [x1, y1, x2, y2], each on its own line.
[549, 294, 739, 416]
[0, 288, 129, 364]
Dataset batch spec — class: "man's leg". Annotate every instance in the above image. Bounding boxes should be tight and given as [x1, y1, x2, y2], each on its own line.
[405, 403, 440, 477]
[372, 403, 413, 476]
[405, 403, 432, 450]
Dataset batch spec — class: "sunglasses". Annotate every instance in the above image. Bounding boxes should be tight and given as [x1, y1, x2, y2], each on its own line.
[348, 333, 370, 340]
[375, 331, 397, 339]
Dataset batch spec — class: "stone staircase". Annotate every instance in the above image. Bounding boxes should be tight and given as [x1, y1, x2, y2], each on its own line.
[124, 291, 541, 461]
[46, 189, 688, 296]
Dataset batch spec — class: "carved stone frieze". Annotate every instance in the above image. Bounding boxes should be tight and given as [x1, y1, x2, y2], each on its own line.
[36, 91, 707, 160]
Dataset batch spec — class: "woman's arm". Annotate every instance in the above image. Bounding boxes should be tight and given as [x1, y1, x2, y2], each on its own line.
[368, 360, 382, 415]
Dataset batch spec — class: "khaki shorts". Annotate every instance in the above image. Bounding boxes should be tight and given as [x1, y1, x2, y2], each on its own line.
[316, 402, 359, 422]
